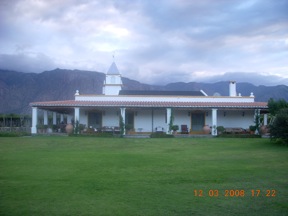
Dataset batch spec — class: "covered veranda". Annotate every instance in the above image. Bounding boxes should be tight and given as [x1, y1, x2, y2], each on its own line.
[30, 100, 268, 135]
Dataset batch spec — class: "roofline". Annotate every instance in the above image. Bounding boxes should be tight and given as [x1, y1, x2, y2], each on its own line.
[30, 100, 268, 109]
[75, 94, 254, 98]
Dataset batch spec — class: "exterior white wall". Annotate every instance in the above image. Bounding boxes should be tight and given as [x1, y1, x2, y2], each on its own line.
[79, 110, 88, 127]
[217, 110, 254, 129]
[103, 74, 122, 95]
[105, 75, 122, 85]
[152, 109, 166, 132]
[67, 115, 73, 124]
[103, 85, 122, 95]
[102, 109, 119, 127]
[173, 110, 191, 132]
[75, 94, 255, 103]
[76, 108, 256, 132]
[134, 110, 153, 132]
[205, 111, 212, 126]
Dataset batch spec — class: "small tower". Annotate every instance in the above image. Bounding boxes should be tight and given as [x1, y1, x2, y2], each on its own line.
[229, 81, 237, 97]
[102, 62, 122, 95]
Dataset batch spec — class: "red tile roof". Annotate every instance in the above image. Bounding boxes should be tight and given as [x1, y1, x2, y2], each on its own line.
[30, 100, 268, 109]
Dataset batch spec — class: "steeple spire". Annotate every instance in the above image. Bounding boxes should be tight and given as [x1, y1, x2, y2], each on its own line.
[107, 62, 120, 75]
[102, 61, 122, 95]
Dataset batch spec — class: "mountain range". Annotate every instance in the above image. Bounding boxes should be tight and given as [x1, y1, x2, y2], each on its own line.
[0, 69, 287, 114]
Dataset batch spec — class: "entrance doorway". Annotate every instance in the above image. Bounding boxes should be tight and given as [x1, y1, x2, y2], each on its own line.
[191, 113, 205, 132]
[126, 112, 134, 129]
[88, 112, 102, 129]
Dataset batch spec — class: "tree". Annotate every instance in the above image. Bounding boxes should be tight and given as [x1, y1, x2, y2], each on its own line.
[269, 108, 288, 145]
[268, 98, 288, 126]
[268, 98, 288, 116]
[119, 115, 125, 137]
[74, 120, 79, 135]
[254, 110, 260, 135]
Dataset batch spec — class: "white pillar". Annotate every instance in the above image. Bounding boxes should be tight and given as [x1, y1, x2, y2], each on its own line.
[166, 108, 172, 134]
[74, 107, 80, 123]
[264, 113, 268, 126]
[212, 109, 218, 136]
[44, 111, 48, 125]
[53, 112, 57, 125]
[120, 108, 126, 135]
[31, 107, 38, 134]
[60, 114, 64, 123]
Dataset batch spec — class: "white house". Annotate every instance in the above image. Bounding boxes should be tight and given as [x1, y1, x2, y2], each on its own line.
[30, 62, 268, 135]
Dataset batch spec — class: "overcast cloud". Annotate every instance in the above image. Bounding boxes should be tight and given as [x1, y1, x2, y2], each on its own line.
[0, 0, 287, 85]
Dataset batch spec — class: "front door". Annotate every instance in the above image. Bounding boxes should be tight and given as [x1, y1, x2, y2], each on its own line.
[191, 113, 205, 132]
[125, 112, 134, 129]
[88, 112, 102, 129]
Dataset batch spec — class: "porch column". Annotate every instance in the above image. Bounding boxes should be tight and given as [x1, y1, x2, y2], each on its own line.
[74, 107, 80, 123]
[31, 107, 38, 134]
[212, 109, 217, 136]
[53, 112, 57, 125]
[264, 113, 268, 126]
[166, 108, 172, 134]
[60, 114, 64, 123]
[44, 111, 48, 125]
[120, 108, 126, 135]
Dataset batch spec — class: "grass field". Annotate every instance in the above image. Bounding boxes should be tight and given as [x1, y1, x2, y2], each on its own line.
[0, 137, 287, 216]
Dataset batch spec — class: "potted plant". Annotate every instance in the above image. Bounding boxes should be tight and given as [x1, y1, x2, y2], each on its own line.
[79, 124, 85, 134]
[125, 124, 134, 134]
[203, 125, 210, 134]
[260, 125, 268, 135]
[171, 125, 179, 135]
[249, 125, 256, 134]
[66, 123, 74, 134]
[52, 125, 58, 132]
[36, 124, 44, 133]
[217, 126, 225, 135]
[47, 124, 53, 133]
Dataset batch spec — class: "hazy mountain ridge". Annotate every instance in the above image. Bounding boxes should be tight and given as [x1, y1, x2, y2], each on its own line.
[0, 69, 287, 114]
[191, 72, 288, 86]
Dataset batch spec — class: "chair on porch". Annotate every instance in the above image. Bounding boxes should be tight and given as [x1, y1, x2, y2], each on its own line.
[155, 126, 164, 133]
[181, 125, 189, 134]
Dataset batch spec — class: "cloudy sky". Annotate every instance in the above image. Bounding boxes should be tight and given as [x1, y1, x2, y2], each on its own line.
[0, 0, 288, 85]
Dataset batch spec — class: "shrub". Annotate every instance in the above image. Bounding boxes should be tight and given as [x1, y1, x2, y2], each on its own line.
[171, 125, 179, 131]
[269, 108, 288, 145]
[0, 132, 31, 137]
[217, 126, 225, 134]
[70, 132, 114, 137]
[249, 125, 256, 131]
[150, 133, 174, 138]
[217, 134, 261, 138]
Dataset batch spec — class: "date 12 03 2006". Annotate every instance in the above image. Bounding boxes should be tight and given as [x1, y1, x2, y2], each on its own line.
[194, 189, 277, 197]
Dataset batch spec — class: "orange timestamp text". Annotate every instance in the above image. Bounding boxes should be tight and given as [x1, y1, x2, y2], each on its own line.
[194, 189, 276, 197]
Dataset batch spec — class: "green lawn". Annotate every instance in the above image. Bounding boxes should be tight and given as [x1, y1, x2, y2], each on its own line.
[0, 137, 287, 216]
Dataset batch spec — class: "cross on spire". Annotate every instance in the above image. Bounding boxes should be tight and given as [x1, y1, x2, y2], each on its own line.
[112, 51, 116, 62]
